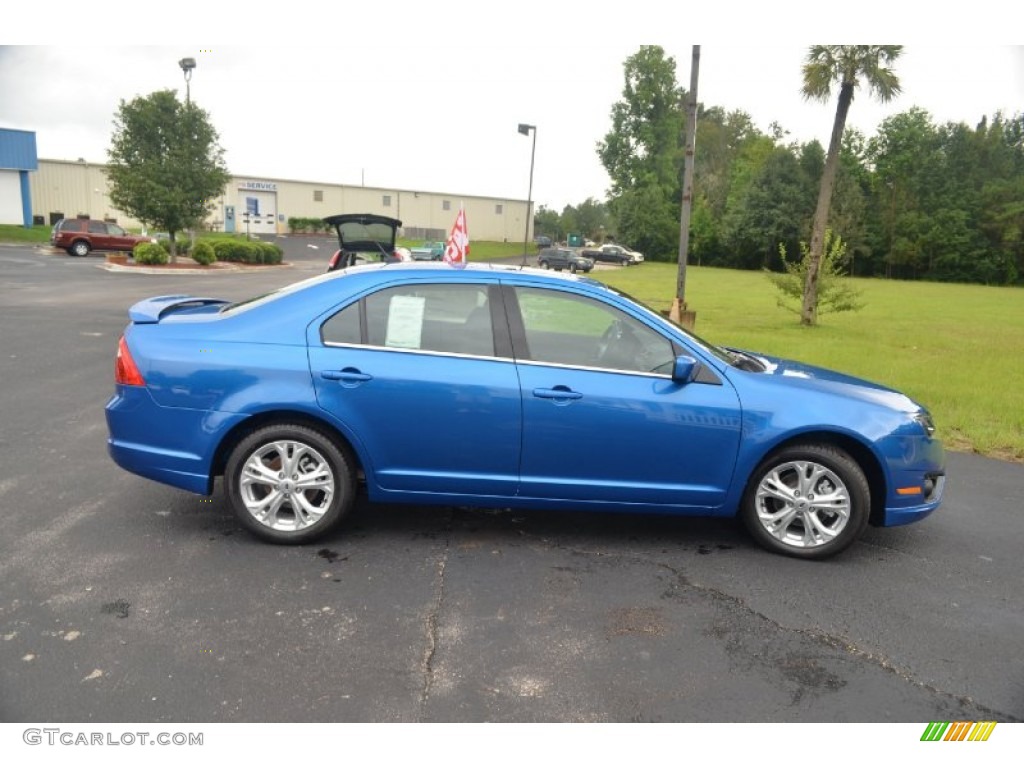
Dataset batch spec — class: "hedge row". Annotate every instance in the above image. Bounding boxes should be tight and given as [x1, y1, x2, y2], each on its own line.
[157, 238, 191, 256]
[288, 217, 331, 234]
[209, 239, 283, 264]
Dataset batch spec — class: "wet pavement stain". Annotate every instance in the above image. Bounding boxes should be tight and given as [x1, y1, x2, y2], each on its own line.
[317, 548, 347, 564]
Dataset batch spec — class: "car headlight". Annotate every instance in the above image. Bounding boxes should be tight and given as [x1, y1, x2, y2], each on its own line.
[914, 412, 936, 436]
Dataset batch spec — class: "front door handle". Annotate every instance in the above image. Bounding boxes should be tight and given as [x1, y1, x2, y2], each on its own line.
[533, 386, 582, 401]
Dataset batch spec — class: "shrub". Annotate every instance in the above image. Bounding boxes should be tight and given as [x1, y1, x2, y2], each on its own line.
[766, 230, 864, 318]
[133, 242, 168, 265]
[191, 241, 216, 266]
[205, 239, 281, 264]
[157, 237, 192, 256]
[288, 216, 330, 234]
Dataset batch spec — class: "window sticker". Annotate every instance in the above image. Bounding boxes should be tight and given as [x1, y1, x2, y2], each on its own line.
[385, 295, 426, 349]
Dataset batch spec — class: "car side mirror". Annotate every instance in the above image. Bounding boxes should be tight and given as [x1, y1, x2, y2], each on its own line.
[671, 355, 699, 384]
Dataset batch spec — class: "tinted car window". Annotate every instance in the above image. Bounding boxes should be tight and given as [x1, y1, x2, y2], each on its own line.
[324, 284, 495, 358]
[88, 221, 107, 234]
[515, 287, 674, 374]
[321, 302, 361, 345]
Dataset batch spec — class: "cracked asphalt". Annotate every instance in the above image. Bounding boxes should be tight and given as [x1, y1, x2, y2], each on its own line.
[1, 241, 1022, 722]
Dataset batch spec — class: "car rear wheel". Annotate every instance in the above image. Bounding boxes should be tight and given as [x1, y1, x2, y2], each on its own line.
[740, 444, 870, 559]
[570, 263, 578, 274]
[225, 424, 355, 544]
[540, 261, 549, 269]
[70, 241, 91, 257]
[621, 258, 629, 266]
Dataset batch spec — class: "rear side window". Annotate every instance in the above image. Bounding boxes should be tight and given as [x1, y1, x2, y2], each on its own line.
[322, 284, 496, 358]
[88, 221, 106, 234]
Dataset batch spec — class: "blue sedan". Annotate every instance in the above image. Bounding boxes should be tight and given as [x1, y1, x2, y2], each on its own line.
[106, 263, 945, 558]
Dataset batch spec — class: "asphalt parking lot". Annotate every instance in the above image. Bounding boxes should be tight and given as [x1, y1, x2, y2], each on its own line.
[1, 240, 1022, 722]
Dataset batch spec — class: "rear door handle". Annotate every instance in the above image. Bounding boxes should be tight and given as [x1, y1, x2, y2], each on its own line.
[321, 369, 373, 383]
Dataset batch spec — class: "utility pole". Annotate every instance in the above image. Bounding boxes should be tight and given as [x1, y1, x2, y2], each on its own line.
[672, 45, 700, 329]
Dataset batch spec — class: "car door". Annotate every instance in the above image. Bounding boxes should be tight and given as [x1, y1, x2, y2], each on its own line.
[88, 220, 111, 250]
[506, 284, 742, 510]
[308, 281, 523, 498]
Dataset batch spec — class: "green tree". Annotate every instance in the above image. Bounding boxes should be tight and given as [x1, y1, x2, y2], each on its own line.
[533, 205, 562, 242]
[767, 230, 864, 318]
[597, 46, 684, 260]
[107, 89, 230, 261]
[800, 45, 902, 324]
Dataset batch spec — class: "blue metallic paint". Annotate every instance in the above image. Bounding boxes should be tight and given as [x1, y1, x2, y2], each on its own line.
[106, 263, 945, 532]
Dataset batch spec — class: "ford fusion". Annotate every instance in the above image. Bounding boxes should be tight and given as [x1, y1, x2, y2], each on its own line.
[106, 263, 945, 558]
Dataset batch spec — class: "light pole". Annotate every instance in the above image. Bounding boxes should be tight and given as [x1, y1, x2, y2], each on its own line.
[517, 123, 536, 267]
[179, 57, 196, 103]
[178, 57, 198, 254]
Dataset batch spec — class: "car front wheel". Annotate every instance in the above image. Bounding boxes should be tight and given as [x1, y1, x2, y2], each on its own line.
[224, 424, 355, 544]
[740, 444, 870, 559]
[70, 241, 91, 257]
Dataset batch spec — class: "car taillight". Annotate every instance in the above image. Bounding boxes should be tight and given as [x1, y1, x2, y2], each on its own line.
[115, 335, 146, 386]
[328, 250, 342, 270]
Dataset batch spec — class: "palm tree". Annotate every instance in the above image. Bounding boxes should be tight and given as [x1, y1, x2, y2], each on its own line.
[801, 45, 902, 325]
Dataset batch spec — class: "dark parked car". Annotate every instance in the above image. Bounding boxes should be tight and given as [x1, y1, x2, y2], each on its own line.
[534, 235, 552, 248]
[537, 247, 594, 273]
[106, 263, 945, 559]
[325, 213, 410, 271]
[51, 218, 155, 257]
[581, 243, 644, 266]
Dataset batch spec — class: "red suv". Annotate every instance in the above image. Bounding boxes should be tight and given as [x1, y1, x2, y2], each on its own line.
[51, 218, 155, 257]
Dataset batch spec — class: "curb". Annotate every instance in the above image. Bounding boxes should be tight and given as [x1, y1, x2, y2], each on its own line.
[98, 261, 294, 276]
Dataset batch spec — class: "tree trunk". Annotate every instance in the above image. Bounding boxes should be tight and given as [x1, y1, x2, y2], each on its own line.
[801, 80, 854, 326]
[168, 231, 178, 264]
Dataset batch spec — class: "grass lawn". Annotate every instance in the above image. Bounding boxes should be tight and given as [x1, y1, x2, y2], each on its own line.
[398, 239, 531, 261]
[0, 224, 52, 243]
[596, 262, 1024, 462]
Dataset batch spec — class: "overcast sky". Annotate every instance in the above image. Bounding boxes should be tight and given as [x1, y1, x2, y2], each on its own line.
[2, 4, 1022, 211]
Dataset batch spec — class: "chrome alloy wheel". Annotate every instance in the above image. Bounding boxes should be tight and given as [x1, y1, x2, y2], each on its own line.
[753, 460, 851, 549]
[239, 440, 335, 532]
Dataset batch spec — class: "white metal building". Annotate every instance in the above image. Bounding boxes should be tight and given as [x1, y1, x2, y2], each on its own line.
[29, 159, 534, 243]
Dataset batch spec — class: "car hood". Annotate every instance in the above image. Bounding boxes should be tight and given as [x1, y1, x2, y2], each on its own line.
[738, 350, 921, 412]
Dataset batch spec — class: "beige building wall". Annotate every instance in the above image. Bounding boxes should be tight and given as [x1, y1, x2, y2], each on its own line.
[30, 159, 533, 242]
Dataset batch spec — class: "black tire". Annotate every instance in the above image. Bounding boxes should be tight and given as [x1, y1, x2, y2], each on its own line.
[740, 443, 870, 559]
[570, 263, 578, 274]
[70, 240, 91, 257]
[539, 261, 549, 270]
[621, 258, 629, 266]
[224, 423, 355, 544]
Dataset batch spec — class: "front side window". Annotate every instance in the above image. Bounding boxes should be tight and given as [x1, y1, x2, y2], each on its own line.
[514, 287, 674, 374]
[322, 284, 496, 358]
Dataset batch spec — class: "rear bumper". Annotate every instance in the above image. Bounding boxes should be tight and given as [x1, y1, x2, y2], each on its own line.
[106, 385, 245, 495]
